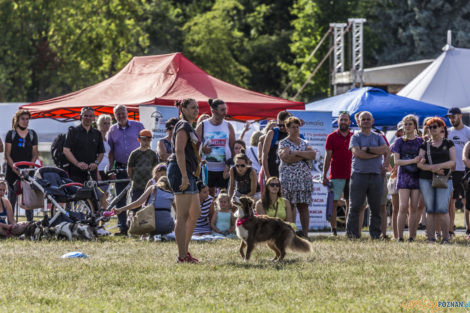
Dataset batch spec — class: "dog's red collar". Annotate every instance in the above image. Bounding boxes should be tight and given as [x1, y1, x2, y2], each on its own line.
[236, 217, 249, 227]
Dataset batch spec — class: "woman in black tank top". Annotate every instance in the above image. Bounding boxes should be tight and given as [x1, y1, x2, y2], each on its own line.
[229, 150, 259, 201]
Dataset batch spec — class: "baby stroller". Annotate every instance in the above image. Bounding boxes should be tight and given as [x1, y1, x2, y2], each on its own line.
[14, 162, 110, 240]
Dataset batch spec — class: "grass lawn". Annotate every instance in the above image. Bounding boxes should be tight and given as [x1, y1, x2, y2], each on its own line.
[2, 229, 470, 313]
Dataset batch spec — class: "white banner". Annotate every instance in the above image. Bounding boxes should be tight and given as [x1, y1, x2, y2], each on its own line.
[288, 110, 332, 230]
[139, 105, 179, 151]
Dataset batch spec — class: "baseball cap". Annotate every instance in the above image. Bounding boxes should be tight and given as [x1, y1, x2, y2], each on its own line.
[139, 129, 152, 138]
[446, 107, 462, 116]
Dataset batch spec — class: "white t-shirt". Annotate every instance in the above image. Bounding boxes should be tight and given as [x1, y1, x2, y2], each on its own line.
[448, 125, 470, 171]
[245, 145, 261, 173]
[98, 139, 111, 171]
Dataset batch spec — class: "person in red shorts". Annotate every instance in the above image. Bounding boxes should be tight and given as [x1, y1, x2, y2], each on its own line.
[322, 111, 353, 236]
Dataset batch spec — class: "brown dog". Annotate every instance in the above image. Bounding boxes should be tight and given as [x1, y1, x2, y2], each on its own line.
[235, 196, 312, 261]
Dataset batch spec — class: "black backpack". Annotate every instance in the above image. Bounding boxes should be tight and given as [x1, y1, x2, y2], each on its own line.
[51, 133, 69, 169]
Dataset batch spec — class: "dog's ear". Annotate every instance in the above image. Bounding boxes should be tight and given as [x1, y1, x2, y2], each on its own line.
[240, 196, 254, 210]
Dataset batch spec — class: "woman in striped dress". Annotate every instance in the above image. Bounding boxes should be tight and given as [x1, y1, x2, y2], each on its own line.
[193, 182, 215, 235]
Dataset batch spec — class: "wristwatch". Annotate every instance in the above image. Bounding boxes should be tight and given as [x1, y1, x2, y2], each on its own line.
[94, 160, 100, 164]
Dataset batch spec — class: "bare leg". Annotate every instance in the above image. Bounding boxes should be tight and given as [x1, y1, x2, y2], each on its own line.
[184, 195, 201, 249]
[417, 194, 425, 226]
[449, 198, 456, 233]
[439, 213, 450, 241]
[380, 204, 387, 237]
[426, 213, 436, 241]
[175, 195, 190, 259]
[408, 189, 421, 239]
[397, 189, 410, 240]
[391, 194, 399, 239]
[297, 203, 310, 237]
[330, 200, 338, 230]
[175, 194, 200, 259]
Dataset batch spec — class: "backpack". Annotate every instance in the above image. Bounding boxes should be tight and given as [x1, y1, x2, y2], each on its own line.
[51, 133, 69, 169]
[10, 129, 34, 143]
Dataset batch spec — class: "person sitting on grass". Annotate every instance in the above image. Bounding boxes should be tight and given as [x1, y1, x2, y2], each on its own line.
[211, 192, 235, 236]
[193, 182, 214, 236]
[0, 181, 28, 238]
[255, 176, 293, 223]
[113, 176, 175, 238]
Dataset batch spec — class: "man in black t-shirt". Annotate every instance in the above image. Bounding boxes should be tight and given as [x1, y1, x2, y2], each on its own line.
[63, 107, 104, 183]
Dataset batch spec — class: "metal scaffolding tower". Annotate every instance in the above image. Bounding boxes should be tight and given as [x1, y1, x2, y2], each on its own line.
[349, 18, 367, 87]
[330, 23, 347, 95]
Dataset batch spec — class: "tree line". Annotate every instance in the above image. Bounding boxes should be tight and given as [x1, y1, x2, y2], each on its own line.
[1, 0, 469, 104]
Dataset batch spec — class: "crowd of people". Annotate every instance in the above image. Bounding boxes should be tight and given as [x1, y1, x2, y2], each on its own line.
[322, 107, 470, 244]
[1, 100, 468, 262]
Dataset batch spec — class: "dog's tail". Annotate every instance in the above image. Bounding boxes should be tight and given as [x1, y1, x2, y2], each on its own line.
[290, 235, 313, 253]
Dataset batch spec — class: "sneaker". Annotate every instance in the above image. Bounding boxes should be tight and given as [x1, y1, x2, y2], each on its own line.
[466, 229, 470, 236]
[407, 237, 414, 242]
[380, 234, 390, 240]
[418, 223, 426, 230]
[397, 238, 404, 242]
[332, 228, 337, 236]
[441, 239, 450, 245]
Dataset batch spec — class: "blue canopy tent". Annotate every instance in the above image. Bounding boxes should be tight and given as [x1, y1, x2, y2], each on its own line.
[305, 87, 449, 127]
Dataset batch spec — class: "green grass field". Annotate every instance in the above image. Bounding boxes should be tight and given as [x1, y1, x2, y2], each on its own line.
[2, 228, 470, 313]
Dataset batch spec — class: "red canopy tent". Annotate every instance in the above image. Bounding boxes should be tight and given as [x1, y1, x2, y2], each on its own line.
[21, 53, 304, 121]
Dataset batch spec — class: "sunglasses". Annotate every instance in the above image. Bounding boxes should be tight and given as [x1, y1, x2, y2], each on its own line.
[339, 110, 350, 116]
[277, 123, 286, 128]
[235, 164, 246, 168]
[428, 125, 440, 130]
[269, 183, 280, 187]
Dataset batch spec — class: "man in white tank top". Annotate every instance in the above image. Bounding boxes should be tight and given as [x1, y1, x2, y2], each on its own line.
[196, 99, 235, 196]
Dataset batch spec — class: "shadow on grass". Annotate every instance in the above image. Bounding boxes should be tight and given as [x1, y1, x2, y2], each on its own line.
[224, 257, 310, 270]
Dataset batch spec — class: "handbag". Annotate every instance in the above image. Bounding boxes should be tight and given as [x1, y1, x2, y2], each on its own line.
[426, 141, 450, 189]
[128, 188, 157, 235]
[387, 176, 398, 195]
[401, 153, 418, 173]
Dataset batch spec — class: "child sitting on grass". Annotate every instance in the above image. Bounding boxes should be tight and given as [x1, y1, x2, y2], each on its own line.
[211, 192, 235, 237]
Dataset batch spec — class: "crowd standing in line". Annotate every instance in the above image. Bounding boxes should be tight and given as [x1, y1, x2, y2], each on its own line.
[4, 100, 470, 262]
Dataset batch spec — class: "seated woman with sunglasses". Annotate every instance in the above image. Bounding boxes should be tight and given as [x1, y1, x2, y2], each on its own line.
[255, 177, 293, 222]
[228, 150, 260, 203]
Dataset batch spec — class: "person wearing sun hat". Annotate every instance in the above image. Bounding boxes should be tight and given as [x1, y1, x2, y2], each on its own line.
[126, 129, 159, 212]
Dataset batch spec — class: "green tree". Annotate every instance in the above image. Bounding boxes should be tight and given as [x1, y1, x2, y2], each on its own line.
[0, 0, 149, 102]
[183, 0, 249, 87]
[371, 0, 470, 65]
